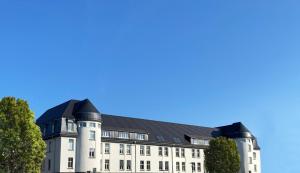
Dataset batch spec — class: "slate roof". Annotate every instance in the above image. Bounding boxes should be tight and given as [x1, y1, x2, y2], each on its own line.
[36, 99, 260, 149]
[101, 114, 218, 147]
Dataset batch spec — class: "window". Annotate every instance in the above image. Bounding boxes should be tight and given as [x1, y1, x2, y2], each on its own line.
[181, 148, 185, 157]
[93, 168, 96, 173]
[140, 161, 144, 171]
[119, 160, 124, 171]
[254, 164, 257, 172]
[48, 159, 51, 171]
[67, 122, 74, 132]
[89, 122, 96, 128]
[89, 148, 95, 158]
[42, 160, 45, 170]
[120, 144, 124, 155]
[146, 146, 151, 155]
[176, 162, 180, 171]
[164, 147, 168, 156]
[249, 157, 252, 164]
[127, 160, 132, 170]
[98, 123, 101, 128]
[102, 130, 110, 137]
[105, 143, 110, 154]
[48, 141, 51, 152]
[79, 122, 86, 127]
[104, 160, 109, 170]
[158, 147, 163, 156]
[127, 145, 131, 155]
[182, 162, 186, 172]
[140, 145, 145, 155]
[118, 132, 129, 139]
[197, 149, 200, 158]
[51, 123, 54, 133]
[197, 163, 201, 172]
[191, 138, 209, 145]
[165, 161, 169, 171]
[137, 133, 145, 140]
[68, 139, 74, 151]
[248, 144, 252, 152]
[192, 149, 195, 158]
[191, 162, 195, 172]
[68, 157, 73, 169]
[147, 161, 151, 171]
[253, 152, 256, 160]
[176, 148, 180, 157]
[89, 130, 95, 140]
[159, 161, 163, 171]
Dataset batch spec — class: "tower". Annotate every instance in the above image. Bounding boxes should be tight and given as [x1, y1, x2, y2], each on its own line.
[218, 122, 261, 173]
[74, 99, 102, 173]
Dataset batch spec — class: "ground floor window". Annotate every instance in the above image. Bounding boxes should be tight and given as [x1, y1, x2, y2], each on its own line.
[192, 162, 195, 172]
[159, 161, 163, 171]
[105, 159, 110, 170]
[165, 161, 169, 171]
[120, 160, 124, 170]
[197, 162, 201, 172]
[127, 160, 131, 170]
[147, 161, 151, 171]
[182, 162, 186, 171]
[68, 157, 73, 169]
[89, 148, 95, 158]
[140, 160, 144, 170]
[48, 159, 51, 171]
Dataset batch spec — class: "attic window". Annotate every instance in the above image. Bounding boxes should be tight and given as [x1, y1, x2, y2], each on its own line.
[191, 138, 209, 146]
[67, 121, 74, 132]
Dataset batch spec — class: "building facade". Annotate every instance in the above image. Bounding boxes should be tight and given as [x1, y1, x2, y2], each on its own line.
[36, 99, 261, 173]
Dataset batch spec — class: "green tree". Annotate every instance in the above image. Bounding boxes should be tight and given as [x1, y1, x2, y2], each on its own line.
[0, 97, 46, 173]
[204, 137, 240, 173]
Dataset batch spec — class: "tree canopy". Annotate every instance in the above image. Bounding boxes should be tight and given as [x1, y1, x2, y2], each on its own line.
[0, 97, 46, 173]
[204, 137, 240, 173]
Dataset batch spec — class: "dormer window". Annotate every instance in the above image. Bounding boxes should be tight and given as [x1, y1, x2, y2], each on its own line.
[102, 130, 110, 137]
[67, 121, 74, 132]
[118, 132, 129, 139]
[191, 138, 209, 146]
[137, 133, 145, 140]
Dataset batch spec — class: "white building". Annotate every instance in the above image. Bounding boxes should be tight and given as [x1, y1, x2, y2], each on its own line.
[36, 99, 261, 173]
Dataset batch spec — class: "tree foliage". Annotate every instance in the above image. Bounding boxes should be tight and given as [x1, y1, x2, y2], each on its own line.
[204, 137, 240, 173]
[0, 97, 46, 173]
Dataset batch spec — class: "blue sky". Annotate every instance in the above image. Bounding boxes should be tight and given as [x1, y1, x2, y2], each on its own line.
[1, 1, 300, 172]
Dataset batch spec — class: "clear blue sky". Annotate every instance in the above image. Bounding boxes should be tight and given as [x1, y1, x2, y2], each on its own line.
[0, 1, 299, 172]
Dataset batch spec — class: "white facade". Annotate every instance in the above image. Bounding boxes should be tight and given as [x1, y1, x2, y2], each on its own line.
[41, 120, 261, 173]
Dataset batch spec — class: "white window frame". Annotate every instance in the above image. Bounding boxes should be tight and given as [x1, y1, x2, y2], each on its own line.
[105, 143, 110, 154]
[68, 157, 73, 169]
[68, 139, 74, 151]
[89, 130, 96, 141]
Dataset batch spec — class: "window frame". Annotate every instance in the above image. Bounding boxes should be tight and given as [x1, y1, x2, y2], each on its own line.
[104, 143, 110, 154]
[68, 139, 74, 151]
[119, 160, 124, 171]
[89, 148, 96, 158]
[68, 157, 73, 169]
[89, 130, 96, 141]
[140, 160, 144, 171]
[104, 159, 110, 171]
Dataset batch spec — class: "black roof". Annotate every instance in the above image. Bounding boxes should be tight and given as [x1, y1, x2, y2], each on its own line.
[101, 114, 218, 146]
[37, 99, 101, 124]
[218, 122, 252, 138]
[73, 99, 100, 114]
[36, 99, 260, 149]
